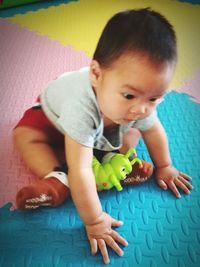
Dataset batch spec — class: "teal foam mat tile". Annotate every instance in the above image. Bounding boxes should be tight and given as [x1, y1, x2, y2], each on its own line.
[177, 0, 200, 3]
[0, 92, 200, 266]
[0, 0, 78, 18]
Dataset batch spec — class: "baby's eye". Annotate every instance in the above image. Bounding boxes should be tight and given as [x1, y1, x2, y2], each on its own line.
[149, 98, 158, 102]
[123, 93, 135, 100]
[149, 97, 164, 103]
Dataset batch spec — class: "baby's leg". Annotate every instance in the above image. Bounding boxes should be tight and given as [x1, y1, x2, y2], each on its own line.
[13, 126, 70, 209]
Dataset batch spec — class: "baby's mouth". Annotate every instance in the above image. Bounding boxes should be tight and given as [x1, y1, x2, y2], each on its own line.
[124, 116, 139, 122]
[124, 118, 134, 122]
[125, 113, 146, 121]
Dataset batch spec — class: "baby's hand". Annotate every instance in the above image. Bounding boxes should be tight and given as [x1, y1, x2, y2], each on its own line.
[156, 165, 193, 198]
[85, 212, 128, 264]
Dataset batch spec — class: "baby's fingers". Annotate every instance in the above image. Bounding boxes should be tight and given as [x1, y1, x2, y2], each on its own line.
[157, 179, 168, 190]
[111, 230, 128, 247]
[175, 175, 193, 194]
[179, 175, 193, 189]
[98, 239, 110, 264]
[111, 217, 123, 228]
[105, 235, 124, 257]
[167, 181, 181, 198]
[179, 172, 192, 181]
[175, 178, 190, 195]
[89, 238, 98, 255]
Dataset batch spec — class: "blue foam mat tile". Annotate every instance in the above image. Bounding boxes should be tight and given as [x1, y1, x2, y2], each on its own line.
[177, 0, 200, 3]
[0, 0, 79, 18]
[0, 92, 200, 267]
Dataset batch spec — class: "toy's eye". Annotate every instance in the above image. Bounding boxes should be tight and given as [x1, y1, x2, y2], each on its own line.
[121, 167, 126, 172]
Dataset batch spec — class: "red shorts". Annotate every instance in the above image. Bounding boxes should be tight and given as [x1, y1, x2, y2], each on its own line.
[14, 102, 64, 145]
[14, 98, 116, 160]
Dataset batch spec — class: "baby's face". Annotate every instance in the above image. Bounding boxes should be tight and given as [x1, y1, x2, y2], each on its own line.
[91, 53, 175, 125]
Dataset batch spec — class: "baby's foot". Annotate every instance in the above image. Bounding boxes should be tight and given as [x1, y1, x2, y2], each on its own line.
[16, 177, 70, 210]
[121, 161, 153, 186]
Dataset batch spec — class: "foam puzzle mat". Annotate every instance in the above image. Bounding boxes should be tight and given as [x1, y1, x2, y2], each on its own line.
[0, 0, 200, 266]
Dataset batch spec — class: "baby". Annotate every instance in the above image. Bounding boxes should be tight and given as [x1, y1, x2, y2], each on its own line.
[13, 8, 192, 264]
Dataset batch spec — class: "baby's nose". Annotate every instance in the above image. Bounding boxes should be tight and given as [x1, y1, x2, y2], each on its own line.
[129, 104, 146, 114]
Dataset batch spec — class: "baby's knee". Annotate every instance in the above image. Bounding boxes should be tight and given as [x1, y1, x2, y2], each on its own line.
[13, 127, 48, 147]
[13, 127, 24, 144]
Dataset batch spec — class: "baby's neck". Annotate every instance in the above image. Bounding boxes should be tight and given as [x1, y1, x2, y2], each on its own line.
[102, 115, 117, 128]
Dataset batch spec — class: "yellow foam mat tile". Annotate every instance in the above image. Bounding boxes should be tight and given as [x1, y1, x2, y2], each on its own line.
[7, 0, 200, 89]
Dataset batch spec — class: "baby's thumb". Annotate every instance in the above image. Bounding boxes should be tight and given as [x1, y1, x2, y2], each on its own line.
[111, 217, 124, 227]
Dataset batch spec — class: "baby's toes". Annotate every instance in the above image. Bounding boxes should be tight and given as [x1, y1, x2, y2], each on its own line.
[121, 161, 153, 186]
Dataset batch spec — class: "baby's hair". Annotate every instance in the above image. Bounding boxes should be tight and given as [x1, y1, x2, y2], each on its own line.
[93, 8, 177, 67]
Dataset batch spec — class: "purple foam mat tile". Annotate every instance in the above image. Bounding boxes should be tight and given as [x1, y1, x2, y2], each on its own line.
[177, 70, 200, 103]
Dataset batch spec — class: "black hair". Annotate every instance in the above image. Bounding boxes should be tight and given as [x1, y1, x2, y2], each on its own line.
[93, 8, 177, 67]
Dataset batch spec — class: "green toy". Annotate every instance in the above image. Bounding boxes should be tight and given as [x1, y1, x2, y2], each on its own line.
[92, 148, 142, 192]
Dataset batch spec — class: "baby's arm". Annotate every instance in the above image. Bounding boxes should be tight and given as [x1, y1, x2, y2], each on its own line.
[141, 118, 193, 198]
[64, 134, 128, 264]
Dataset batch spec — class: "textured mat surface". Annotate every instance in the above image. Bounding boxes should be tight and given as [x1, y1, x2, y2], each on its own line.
[0, 92, 200, 266]
[0, 0, 200, 266]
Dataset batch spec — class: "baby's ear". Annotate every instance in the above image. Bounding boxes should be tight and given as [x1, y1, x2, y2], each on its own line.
[89, 60, 102, 87]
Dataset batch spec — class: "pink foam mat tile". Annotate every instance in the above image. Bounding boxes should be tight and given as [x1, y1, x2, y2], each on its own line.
[0, 18, 90, 209]
[177, 70, 200, 103]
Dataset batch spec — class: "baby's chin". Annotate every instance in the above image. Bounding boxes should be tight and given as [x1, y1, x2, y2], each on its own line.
[112, 114, 149, 124]
[110, 112, 152, 125]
